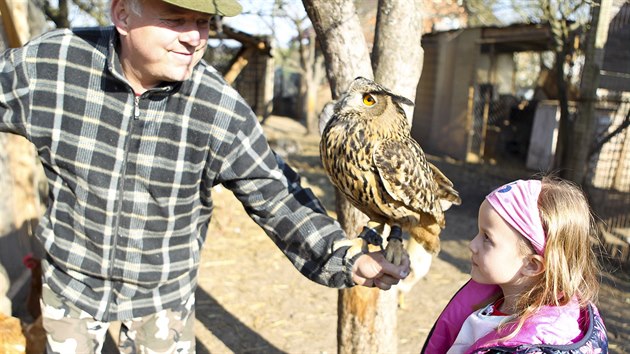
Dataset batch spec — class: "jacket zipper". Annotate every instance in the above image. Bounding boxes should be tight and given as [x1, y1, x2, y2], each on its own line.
[102, 95, 140, 321]
[133, 95, 140, 119]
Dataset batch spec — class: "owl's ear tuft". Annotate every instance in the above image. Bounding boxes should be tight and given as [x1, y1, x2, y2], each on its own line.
[392, 94, 415, 107]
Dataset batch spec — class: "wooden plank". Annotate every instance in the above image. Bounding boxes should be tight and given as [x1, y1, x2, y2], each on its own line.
[224, 46, 256, 85]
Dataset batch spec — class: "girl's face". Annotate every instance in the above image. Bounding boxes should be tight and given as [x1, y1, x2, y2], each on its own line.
[469, 200, 531, 286]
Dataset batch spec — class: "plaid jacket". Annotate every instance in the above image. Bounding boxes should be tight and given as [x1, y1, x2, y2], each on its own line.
[0, 27, 354, 321]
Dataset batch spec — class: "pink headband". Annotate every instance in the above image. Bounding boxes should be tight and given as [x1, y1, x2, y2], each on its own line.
[485, 180, 546, 255]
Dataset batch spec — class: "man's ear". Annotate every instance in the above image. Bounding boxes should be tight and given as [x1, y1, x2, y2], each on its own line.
[111, 0, 131, 35]
[522, 255, 545, 277]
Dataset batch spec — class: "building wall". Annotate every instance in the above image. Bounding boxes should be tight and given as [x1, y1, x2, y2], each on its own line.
[412, 28, 482, 160]
[412, 36, 437, 148]
[600, 2, 630, 91]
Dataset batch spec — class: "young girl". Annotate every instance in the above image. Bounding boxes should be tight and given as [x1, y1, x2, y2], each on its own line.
[422, 177, 608, 353]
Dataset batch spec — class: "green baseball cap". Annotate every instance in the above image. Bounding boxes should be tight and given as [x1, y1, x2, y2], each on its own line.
[161, 0, 242, 17]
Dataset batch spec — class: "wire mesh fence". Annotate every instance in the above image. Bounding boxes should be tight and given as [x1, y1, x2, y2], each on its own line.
[585, 98, 630, 262]
[468, 85, 630, 263]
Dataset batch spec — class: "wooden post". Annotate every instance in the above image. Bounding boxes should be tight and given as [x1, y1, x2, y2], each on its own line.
[224, 46, 256, 85]
[0, 0, 22, 48]
[569, 0, 613, 184]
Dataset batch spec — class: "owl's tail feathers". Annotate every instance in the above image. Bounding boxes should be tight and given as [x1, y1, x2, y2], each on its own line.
[428, 163, 462, 211]
[409, 222, 442, 255]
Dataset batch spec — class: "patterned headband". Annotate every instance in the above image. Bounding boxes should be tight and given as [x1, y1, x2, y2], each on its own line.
[485, 179, 546, 255]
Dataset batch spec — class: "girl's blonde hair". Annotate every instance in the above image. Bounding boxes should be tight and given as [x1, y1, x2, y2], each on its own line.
[503, 176, 600, 337]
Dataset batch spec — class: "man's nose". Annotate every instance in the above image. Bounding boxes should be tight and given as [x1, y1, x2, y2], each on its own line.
[179, 24, 202, 46]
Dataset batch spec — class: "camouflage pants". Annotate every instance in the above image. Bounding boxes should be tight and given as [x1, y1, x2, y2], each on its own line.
[41, 284, 196, 354]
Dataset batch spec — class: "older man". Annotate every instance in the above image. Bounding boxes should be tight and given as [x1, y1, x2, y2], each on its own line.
[0, 0, 409, 352]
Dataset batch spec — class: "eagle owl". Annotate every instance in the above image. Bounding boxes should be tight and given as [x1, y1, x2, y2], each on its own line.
[320, 77, 461, 266]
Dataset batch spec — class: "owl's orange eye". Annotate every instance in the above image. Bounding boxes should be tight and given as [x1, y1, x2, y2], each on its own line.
[362, 93, 376, 106]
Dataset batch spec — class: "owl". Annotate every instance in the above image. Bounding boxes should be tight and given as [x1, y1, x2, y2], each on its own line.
[320, 77, 461, 266]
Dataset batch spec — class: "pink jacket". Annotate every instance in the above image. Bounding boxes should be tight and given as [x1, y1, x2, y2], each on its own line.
[422, 279, 608, 353]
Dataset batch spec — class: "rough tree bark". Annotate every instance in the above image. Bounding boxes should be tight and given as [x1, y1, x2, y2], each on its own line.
[372, 0, 424, 122]
[541, 1, 576, 176]
[0, 0, 45, 317]
[0, 0, 44, 232]
[302, 2, 375, 352]
[303, 1, 424, 352]
[369, 1, 424, 351]
[297, 27, 325, 135]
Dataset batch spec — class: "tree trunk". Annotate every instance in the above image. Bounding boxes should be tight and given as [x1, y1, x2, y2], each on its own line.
[302, 0, 373, 96]
[304, 0, 424, 352]
[302, 2, 378, 351]
[369, 2, 424, 352]
[0, 0, 45, 317]
[305, 75, 319, 135]
[542, 3, 573, 175]
[372, 0, 424, 122]
[304, 30, 324, 136]
[555, 46, 572, 174]
[302, 1, 376, 352]
[0, 0, 44, 229]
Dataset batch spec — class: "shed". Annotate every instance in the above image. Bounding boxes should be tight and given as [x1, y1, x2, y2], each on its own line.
[208, 22, 274, 120]
[411, 23, 554, 163]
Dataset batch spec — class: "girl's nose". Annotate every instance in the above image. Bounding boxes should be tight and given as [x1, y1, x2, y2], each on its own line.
[468, 235, 478, 253]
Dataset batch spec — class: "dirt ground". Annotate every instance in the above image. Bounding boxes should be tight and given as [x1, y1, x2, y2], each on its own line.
[103, 115, 629, 353]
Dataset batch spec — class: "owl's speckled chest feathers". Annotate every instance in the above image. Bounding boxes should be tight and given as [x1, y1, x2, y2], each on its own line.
[320, 113, 413, 222]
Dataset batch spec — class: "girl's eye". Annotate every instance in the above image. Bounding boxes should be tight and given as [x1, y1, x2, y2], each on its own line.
[362, 94, 376, 106]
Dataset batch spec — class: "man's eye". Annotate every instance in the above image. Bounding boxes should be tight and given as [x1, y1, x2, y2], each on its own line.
[161, 18, 185, 27]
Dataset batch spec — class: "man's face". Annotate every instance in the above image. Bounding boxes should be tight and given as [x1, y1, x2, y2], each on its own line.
[113, 0, 211, 92]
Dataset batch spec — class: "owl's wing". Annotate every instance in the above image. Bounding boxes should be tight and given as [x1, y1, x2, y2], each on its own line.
[373, 139, 438, 215]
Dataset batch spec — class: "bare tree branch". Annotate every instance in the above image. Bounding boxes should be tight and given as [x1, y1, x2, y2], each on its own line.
[33, 0, 107, 28]
[589, 108, 630, 158]
[73, 0, 109, 26]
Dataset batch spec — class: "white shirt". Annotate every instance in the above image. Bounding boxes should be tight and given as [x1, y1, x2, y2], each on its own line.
[447, 301, 513, 354]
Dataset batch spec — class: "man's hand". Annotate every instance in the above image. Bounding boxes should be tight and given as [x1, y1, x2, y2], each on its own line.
[352, 251, 410, 290]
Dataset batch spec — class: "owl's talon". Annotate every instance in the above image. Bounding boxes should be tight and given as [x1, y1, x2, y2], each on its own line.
[384, 237, 405, 266]
[358, 226, 384, 250]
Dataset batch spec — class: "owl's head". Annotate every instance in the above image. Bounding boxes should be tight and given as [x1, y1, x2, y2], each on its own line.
[334, 77, 414, 121]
